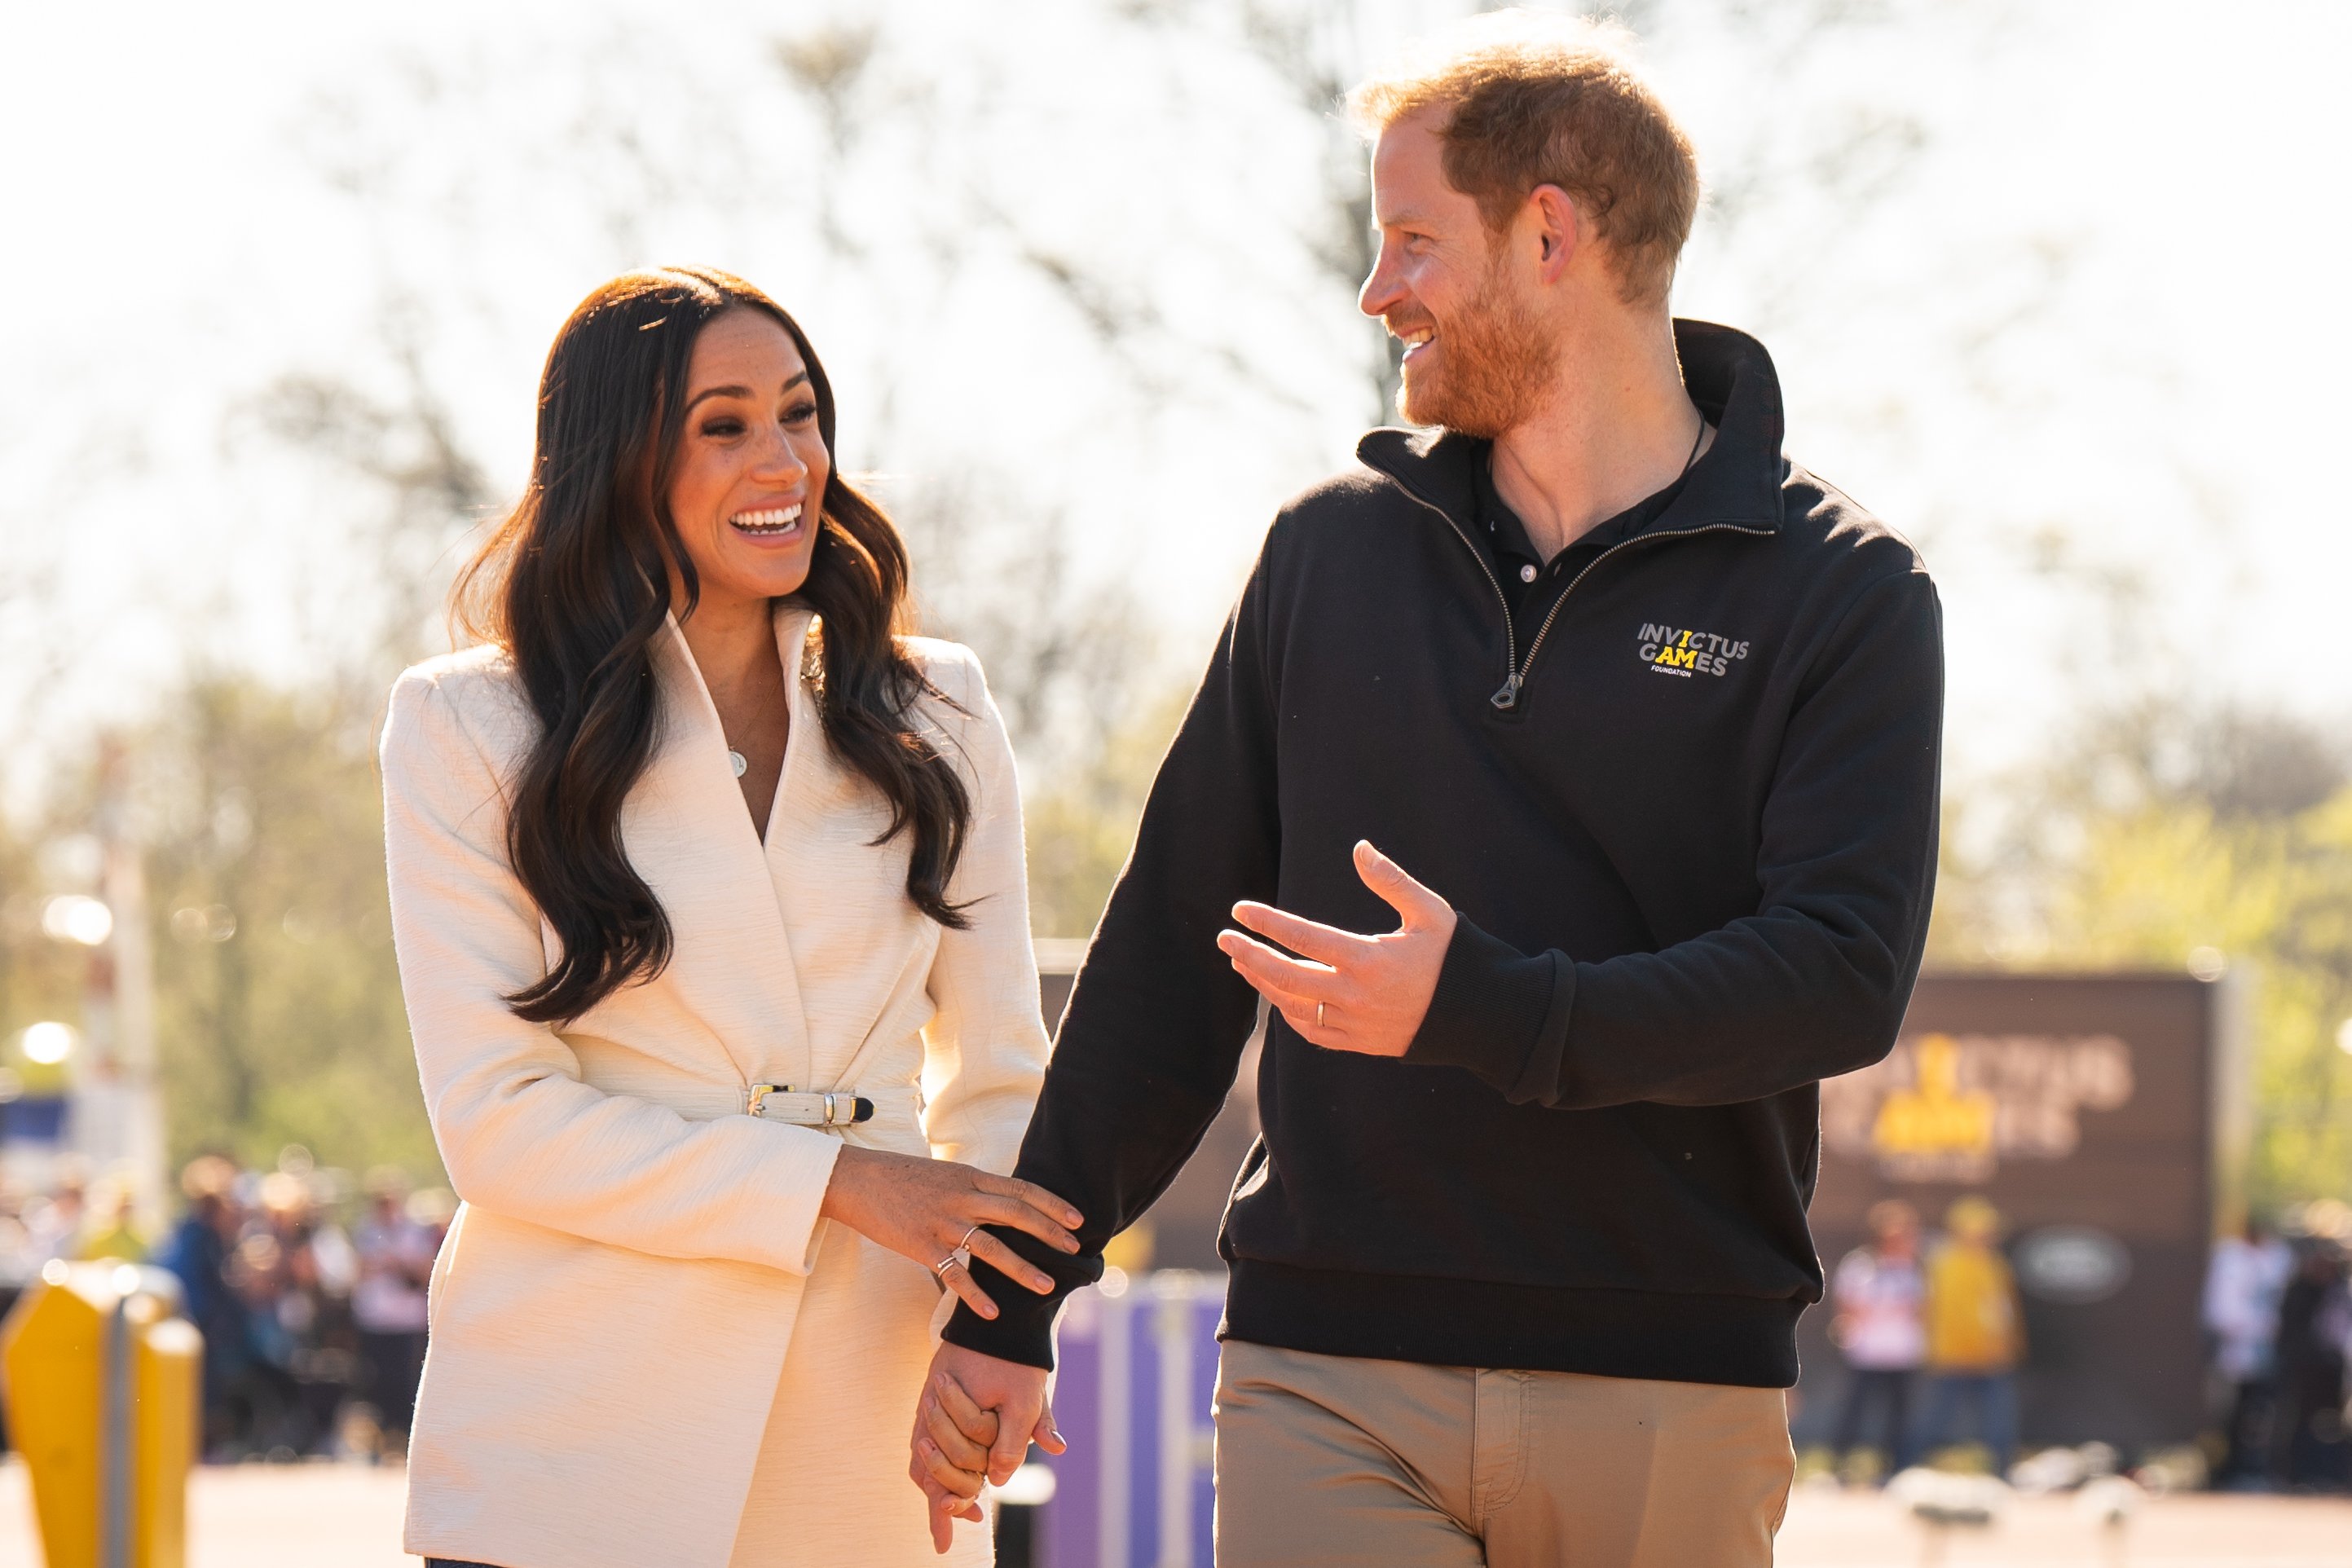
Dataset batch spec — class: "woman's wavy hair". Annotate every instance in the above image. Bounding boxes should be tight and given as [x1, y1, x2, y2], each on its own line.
[456, 266, 971, 1025]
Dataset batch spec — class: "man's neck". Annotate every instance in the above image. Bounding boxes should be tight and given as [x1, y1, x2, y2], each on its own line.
[1486, 312, 1709, 562]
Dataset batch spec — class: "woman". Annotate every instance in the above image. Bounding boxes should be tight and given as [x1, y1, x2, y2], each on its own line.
[380, 266, 1077, 1567]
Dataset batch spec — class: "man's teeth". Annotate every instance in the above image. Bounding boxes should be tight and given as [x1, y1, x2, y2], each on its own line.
[731, 505, 803, 531]
[1403, 329, 1434, 348]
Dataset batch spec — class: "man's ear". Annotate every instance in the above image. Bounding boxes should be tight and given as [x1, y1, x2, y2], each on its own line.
[1527, 184, 1582, 284]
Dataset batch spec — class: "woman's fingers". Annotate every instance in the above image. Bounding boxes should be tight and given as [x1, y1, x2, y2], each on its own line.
[923, 1392, 993, 1471]
[939, 1260, 999, 1319]
[933, 1372, 998, 1445]
[967, 1230, 1058, 1295]
[975, 1195, 1079, 1256]
[978, 1174, 1084, 1231]
[915, 1435, 987, 1499]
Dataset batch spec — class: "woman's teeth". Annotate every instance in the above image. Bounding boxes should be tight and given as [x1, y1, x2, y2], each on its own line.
[731, 504, 803, 535]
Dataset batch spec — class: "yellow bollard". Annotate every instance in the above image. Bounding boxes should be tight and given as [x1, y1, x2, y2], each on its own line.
[2, 1259, 200, 1568]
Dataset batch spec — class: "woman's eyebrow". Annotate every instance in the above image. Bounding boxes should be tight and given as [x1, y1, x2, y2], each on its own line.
[684, 371, 811, 414]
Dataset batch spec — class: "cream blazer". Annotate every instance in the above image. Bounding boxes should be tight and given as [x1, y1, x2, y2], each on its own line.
[379, 605, 1047, 1567]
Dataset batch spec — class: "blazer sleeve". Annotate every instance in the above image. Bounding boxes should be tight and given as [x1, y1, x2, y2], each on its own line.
[380, 665, 843, 1275]
[915, 649, 1050, 1178]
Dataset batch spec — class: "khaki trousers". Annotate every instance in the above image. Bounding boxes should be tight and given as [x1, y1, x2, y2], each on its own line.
[1213, 1341, 1793, 1567]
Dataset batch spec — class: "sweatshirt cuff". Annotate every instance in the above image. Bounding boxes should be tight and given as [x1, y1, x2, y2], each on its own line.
[940, 1236, 1100, 1370]
[1403, 913, 1576, 1103]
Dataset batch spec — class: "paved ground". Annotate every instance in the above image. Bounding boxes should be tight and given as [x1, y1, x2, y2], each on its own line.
[2, 1460, 2348, 1566]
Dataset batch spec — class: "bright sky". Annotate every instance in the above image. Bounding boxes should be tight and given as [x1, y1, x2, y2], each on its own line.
[2, 0, 2348, 799]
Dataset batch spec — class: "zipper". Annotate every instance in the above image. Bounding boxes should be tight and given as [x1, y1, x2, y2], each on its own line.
[1387, 479, 1768, 711]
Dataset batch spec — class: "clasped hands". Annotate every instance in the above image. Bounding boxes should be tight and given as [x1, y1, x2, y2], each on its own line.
[908, 840, 1456, 1550]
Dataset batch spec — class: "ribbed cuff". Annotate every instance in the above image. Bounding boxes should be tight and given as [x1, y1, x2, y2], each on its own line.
[939, 1236, 1099, 1370]
[1403, 913, 1574, 1104]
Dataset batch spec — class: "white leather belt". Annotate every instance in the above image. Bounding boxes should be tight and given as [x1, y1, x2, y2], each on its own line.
[747, 1083, 874, 1130]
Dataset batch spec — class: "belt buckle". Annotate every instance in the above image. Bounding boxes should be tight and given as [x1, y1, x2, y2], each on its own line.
[747, 1082, 792, 1119]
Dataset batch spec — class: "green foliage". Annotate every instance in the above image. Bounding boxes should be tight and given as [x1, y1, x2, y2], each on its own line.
[1, 675, 443, 1182]
[140, 675, 439, 1178]
[1022, 680, 1194, 940]
[1931, 707, 2352, 1213]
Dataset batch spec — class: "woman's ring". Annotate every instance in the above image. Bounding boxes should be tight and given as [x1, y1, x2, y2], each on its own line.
[932, 1253, 961, 1279]
[958, 1224, 983, 1253]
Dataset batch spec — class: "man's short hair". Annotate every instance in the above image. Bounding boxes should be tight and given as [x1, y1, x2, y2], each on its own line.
[1349, 11, 1699, 306]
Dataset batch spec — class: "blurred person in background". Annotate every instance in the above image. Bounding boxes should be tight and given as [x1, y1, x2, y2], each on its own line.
[23, 1161, 87, 1262]
[155, 1154, 257, 1454]
[2268, 1237, 2350, 1491]
[0, 1178, 33, 1454]
[259, 1168, 356, 1453]
[918, 14, 1943, 1566]
[1829, 1199, 1926, 1480]
[1910, 1196, 2024, 1473]
[77, 1174, 148, 1262]
[2206, 1214, 2294, 1486]
[378, 266, 1072, 1567]
[352, 1166, 435, 1457]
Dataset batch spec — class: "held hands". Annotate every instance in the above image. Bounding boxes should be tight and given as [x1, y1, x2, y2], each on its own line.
[1215, 840, 1456, 1058]
[817, 1147, 1082, 1320]
[908, 1343, 1059, 1553]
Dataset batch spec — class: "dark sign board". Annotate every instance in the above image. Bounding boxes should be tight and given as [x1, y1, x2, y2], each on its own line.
[1798, 971, 2236, 1451]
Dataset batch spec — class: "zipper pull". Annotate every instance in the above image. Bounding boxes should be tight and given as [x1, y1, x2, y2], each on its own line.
[1490, 672, 1521, 711]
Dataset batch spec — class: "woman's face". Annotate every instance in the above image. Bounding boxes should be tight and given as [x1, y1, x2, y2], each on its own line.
[663, 306, 831, 614]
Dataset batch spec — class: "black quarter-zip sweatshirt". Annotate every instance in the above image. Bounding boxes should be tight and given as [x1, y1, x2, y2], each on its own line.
[944, 320, 1945, 1388]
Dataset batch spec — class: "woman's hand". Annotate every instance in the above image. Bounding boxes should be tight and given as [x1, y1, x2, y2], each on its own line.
[818, 1147, 1082, 1319]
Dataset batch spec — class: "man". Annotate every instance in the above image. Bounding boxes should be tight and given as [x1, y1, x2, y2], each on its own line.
[2204, 1216, 2293, 1485]
[1830, 1200, 1927, 1480]
[1910, 1196, 2023, 1475]
[910, 13, 1942, 1563]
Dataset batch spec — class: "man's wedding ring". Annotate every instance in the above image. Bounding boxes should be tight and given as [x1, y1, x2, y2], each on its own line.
[1316, 1002, 1326, 1028]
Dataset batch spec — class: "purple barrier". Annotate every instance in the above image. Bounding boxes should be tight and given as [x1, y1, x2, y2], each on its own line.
[1034, 1271, 1222, 1568]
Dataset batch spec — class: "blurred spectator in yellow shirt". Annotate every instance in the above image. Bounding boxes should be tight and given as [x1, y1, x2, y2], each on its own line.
[1906, 1196, 2024, 1473]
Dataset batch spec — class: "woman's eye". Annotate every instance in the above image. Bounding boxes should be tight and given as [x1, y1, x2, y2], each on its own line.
[701, 418, 745, 438]
[784, 401, 818, 426]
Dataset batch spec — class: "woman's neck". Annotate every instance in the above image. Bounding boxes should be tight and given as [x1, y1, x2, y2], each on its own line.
[675, 588, 784, 711]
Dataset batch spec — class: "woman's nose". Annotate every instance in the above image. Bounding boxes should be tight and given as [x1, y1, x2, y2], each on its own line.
[754, 427, 808, 483]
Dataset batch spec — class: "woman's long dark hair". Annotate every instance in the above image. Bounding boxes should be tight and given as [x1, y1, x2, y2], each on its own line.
[456, 266, 971, 1024]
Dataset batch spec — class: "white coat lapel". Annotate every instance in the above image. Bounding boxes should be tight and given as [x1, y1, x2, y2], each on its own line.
[617, 616, 809, 1087]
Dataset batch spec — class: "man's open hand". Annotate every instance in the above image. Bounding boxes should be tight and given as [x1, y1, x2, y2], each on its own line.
[908, 1341, 1061, 1553]
[1215, 839, 1456, 1058]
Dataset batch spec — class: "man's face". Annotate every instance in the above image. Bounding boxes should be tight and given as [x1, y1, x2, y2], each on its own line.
[1359, 108, 1555, 437]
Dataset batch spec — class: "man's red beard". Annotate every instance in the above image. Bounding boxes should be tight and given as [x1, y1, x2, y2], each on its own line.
[1393, 259, 1555, 438]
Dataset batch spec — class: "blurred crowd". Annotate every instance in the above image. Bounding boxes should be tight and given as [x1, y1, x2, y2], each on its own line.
[1822, 1196, 2352, 1493]
[0, 1151, 451, 1463]
[2205, 1209, 2352, 1492]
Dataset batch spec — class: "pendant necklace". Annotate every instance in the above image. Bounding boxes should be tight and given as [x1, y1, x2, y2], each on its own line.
[727, 748, 749, 778]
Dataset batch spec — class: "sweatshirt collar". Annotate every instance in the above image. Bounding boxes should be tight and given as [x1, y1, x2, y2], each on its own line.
[1355, 319, 1788, 540]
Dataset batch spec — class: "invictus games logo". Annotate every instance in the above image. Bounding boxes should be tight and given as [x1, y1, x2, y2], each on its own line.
[1819, 1032, 2137, 1183]
[1636, 623, 1751, 677]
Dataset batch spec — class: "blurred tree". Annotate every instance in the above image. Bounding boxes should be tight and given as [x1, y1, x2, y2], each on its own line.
[1931, 701, 2352, 1210]
[133, 675, 436, 1178]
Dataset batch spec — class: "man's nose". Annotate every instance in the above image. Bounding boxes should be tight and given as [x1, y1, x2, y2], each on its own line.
[1359, 244, 1404, 320]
